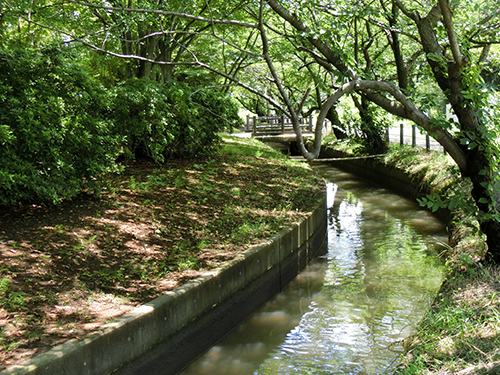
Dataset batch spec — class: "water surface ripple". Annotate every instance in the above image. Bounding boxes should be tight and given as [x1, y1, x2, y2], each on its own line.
[180, 165, 446, 375]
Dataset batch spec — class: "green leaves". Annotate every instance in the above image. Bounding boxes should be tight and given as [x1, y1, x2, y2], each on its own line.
[0, 45, 120, 205]
[111, 78, 241, 163]
[417, 194, 444, 213]
[0, 125, 16, 145]
[417, 191, 477, 215]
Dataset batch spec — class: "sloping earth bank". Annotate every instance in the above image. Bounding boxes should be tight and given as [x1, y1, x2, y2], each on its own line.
[0, 137, 324, 370]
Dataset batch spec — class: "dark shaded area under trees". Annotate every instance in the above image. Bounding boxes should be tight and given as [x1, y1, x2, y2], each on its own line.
[1, 0, 500, 263]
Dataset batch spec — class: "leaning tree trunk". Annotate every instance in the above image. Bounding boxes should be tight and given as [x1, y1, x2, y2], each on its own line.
[326, 106, 348, 140]
[414, 4, 500, 263]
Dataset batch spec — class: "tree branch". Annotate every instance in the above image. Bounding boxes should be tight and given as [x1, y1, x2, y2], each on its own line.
[61, 0, 258, 29]
[479, 44, 491, 64]
[393, 0, 419, 21]
[308, 79, 467, 170]
[438, 0, 464, 67]
[266, 0, 357, 80]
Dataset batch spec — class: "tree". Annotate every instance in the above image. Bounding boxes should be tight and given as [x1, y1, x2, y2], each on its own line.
[0, 44, 121, 205]
[111, 77, 241, 162]
[0, 1, 243, 205]
[263, 0, 500, 262]
[3, 0, 500, 262]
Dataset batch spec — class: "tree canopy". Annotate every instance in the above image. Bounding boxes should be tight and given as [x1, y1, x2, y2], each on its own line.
[2, 0, 500, 261]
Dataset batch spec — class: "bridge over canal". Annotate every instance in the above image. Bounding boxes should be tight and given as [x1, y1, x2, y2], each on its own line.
[245, 115, 315, 154]
[244, 115, 443, 153]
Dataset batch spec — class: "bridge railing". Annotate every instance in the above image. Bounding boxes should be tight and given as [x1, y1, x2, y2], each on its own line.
[245, 116, 444, 152]
[246, 115, 313, 135]
[388, 124, 443, 152]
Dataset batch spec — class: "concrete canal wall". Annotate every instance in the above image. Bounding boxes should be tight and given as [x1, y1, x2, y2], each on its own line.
[319, 147, 420, 197]
[1, 194, 327, 375]
[3, 144, 451, 375]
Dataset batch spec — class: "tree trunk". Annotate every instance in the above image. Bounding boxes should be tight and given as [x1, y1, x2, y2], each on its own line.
[326, 106, 347, 140]
[387, 0, 408, 92]
[463, 140, 500, 263]
[267, 0, 500, 262]
[353, 96, 388, 155]
[481, 220, 500, 263]
[414, 6, 500, 263]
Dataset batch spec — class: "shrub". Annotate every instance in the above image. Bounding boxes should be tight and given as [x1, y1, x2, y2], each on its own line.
[111, 78, 242, 162]
[111, 78, 176, 162]
[0, 45, 120, 205]
[185, 87, 242, 156]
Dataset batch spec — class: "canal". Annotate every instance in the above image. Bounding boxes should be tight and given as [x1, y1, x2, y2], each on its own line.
[179, 164, 447, 375]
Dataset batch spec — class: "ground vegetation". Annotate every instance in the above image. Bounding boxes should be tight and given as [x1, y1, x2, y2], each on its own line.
[1, 0, 500, 372]
[383, 145, 500, 375]
[5, 0, 498, 262]
[327, 140, 500, 374]
[0, 136, 324, 369]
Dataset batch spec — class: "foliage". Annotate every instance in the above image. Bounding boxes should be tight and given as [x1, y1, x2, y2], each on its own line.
[0, 278, 26, 311]
[111, 78, 174, 162]
[397, 264, 500, 375]
[0, 44, 120, 206]
[111, 78, 241, 162]
[343, 100, 390, 154]
[176, 86, 242, 157]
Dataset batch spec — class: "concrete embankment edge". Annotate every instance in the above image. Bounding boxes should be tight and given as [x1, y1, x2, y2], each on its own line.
[1, 194, 327, 375]
[320, 147, 418, 197]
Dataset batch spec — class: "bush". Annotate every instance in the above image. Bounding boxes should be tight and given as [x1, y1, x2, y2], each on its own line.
[186, 87, 242, 156]
[111, 78, 242, 162]
[0, 45, 120, 205]
[111, 78, 175, 162]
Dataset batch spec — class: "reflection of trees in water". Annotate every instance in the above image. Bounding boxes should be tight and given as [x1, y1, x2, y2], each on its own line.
[188, 174, 446, 375]
[257, 180, 444, 374]
[329, 185, 443, 373]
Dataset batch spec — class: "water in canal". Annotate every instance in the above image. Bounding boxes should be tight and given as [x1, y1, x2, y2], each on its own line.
[179, 165, 447, 375]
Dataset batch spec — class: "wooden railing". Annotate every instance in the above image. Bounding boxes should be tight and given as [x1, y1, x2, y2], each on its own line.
[244, 116, 443, 152]
[246, 115, 313, 135]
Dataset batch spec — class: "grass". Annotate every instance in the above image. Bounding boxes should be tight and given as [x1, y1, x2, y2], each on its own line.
[396, 264, 500, 375]
[382, 144, 459, 193]
[377, 145, 500, 375]
[322, 135, 363, 155]
[380, 144, 486, 264]
[4, 132, 495, 374]
[0, 135, 324, 370]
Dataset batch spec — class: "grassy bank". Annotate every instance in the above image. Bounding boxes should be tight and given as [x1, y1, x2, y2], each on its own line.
[326, 140, 500, 374]
[386, 147, 500, 375]
[0, 135, 324, 370]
